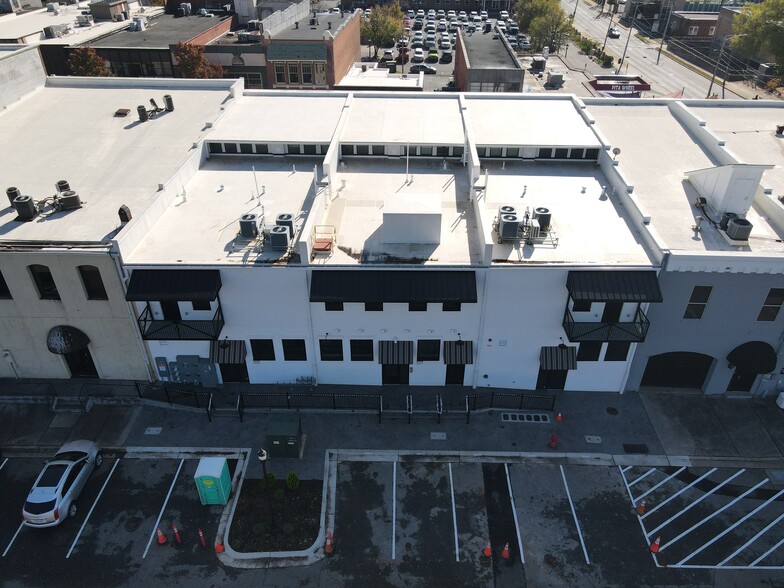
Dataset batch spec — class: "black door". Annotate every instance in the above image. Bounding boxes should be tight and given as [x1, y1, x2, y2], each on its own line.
[160, 301, 181, 321]
[64, 348, 98, 378]
[536, 368, 567, 390]
[727, 370, 756, 392]
[602, 302, 623, 323]
[445, 364, 465, 385]
[382, 364, 409, 385]
[641, 352, 713, 389]
[219, 363, 249, 383]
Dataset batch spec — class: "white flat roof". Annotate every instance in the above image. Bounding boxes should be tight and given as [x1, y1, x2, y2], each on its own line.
[0, 79, 235, 243]
[588, 102, 784, 254]
[209, 93, 348, 144]
[465, 96, 600, 147]
[341, 94, 465, 145]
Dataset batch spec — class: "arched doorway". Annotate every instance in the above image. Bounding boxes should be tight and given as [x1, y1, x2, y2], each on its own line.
[47, 326, 98, 378]
[641, 352, 714, 389]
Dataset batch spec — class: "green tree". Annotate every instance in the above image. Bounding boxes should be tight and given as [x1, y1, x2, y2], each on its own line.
[731, 0, 784, 66]
[515, 0, 560, 33]
[173, 42, 223, 79]
[360, 2, 404, 59]
[527, 1, 571, 52]
[67, 47, 112, 77]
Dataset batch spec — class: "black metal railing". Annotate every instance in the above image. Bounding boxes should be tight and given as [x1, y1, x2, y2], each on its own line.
[137, 304, 224, 340]
[237, 391, 383, 423]
[465, 391, 556, 423]
[135, 383, 213, 421]
[562, 306, 650, 342]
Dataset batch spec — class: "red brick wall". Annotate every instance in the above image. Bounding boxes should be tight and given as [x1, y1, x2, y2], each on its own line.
[454, 33, 468, 92]
[327, 14, 360, 87]
[186, 15, 236, 45]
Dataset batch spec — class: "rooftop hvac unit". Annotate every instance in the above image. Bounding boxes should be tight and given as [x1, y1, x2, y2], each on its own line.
[43, 24, 69, 38]
[76, 14, 94, 26]
[275, 212, 294, 234]
[237, 32, 261, 42]
[57, 190, 81, 211]
[719, 212, 738, 230]
[247, 19, 260, 30]
[499, 213, 519, 240]
[269, 225, 291, 249]
[13, 195, 37, 221]
[499, 205, 517, 216]
[525, 218, 541, 241]
[726, 217, 753, 241]
[239, 213, 259, 239]
[534, 207, 551, 231]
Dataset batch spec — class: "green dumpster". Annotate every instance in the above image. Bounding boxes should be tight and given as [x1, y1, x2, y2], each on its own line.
[266, 418, 303, 458]
[194, 457, 231, 505]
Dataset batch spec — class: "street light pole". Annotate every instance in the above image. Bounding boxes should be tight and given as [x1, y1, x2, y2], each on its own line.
[656, 0, 674, 65]
[615, 11, 636, 74]
[706, 35, 727, 98]
[601, 5, 618, 54]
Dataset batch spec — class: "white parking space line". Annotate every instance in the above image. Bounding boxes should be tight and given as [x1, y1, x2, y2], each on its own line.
[718, 511, 784, 566]
[659, 478, 768, 553]
[648, 469, 746, 537]
[505, 463, 525, 564]
[676, 486, 784, 566]
[641, 468, 718, 520]
[751, 535, 784, 566]
[142, 458, 184, 559]
[66, 459, 120, 559]
[560, 465, 590, 564]
[634, 467, 686, 503]
[627, 468, 657, 488]
[0, 457, 8, 472]
[621, 465, 634, 473]
[392, 461, 397, 561]
[448, 463, 459, 562]
[618, 466, 660, 566]
[2, 523, 24, 558]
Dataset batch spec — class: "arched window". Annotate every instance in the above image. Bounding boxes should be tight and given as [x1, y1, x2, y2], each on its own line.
[78, 265, 108, 300]
[28, 265, 60, 300]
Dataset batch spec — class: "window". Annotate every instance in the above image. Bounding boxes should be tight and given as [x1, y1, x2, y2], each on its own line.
[577, 341, 602, 361]
[506, 147, 519, 158]
[365, 301, 383, 311]
[684, 286, 712, 319]
[275, 63, 286, 83]
[409, 301, 427, 311]
[417, 339, 440, 361]
[255, 144, 269, 154]
[301, 62, 313, 84]
[605, 341, 631, 361]
[192, 300, 210, 311]
[442, 301, 461, 311]
[436, 146, 449, 157]
[0, 270, 10, 299]
[555, 148, 568, 158]
[250, 339, 275, 361]
[572, 300, 591, 312]
[585, 148, 600, 160]
[314, 63, 326, 85]
[420, 146, 433, 156]
[372, 145, 385, 155]
[208, 142, 223, 153]
[223, 143, 238, 154]
[688, 26, 698, 36]
[282, 339, 307, 361]
[489, 147, 503, 157]
[341, 145, 353, 156]
[758, 288, 784, 321]
[569, 148, 584, 159]
[319, 339, 343, 361]
[29, 265, 60, 300]
[325, 301, 344, 311]
[356, 144, 370, 155]
[708, 26, 716, 36]
[539, 147, 553, 158]
[287, 144, 301, 155]
[287, 62, 300, 84]
[350, 339, 374, 361]
[240, 143, 253, 154]
[452, 146, 464, 157]
[303, 144, 317, 155]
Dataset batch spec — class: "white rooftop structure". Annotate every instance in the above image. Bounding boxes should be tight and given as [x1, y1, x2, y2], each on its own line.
[335, 63, 424, 91]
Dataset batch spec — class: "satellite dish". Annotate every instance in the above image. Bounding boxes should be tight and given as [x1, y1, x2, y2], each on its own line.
[612, 147, 621, 160]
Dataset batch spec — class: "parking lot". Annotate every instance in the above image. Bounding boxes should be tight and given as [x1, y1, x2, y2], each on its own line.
[325, 458, 784, 586]
[0, 452, 239, 585]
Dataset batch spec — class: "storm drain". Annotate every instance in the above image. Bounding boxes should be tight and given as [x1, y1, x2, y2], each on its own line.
[501, 412, 551, 423]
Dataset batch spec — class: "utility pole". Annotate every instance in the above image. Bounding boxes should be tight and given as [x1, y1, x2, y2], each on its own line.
[706, 35, 727, 98]
[656, 0, 674, 65]
[616, 10, 636, 74]
[601, 4, 618, 54]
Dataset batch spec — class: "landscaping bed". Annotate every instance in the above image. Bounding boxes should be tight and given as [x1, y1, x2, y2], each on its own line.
[229, 475, 322, 552]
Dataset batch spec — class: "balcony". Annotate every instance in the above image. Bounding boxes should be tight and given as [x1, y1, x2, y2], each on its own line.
[562, 306, 650, 343]
[137, 305, 224, 341]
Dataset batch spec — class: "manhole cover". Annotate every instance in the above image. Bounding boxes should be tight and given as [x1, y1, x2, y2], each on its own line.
[431, 432, 446, 440]
[144, 427, 162, 435]
[606, 407, 619, 416]
[585, 435, 602, 444]
[125, 516, 142, 532]
[623, 443, 650, 454]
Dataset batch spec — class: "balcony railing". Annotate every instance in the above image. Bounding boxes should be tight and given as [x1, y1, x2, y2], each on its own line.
[137, 305, 224, 341]
[562, 306, 650, 343]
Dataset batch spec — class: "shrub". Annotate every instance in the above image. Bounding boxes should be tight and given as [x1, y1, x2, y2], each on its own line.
[274, 488, 285, 501]
[602, 55, 614, 68]
[282, 523, 295, 536]
[253, 523, 265, 536]
[765, 77, 783, 92]
[286, 472, 300, 490]
[265, 472, 276, 491]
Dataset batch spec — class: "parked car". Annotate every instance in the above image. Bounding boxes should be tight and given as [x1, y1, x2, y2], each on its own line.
[500, 10, 509, 20]
[608, 27, 621, 38]
[22, 440, 103, 528]
[439, 38, 451, 50]
[519, 39, 531, 49]
[411, 47, 425, 62]
[426, 50, 439, 62]
[437, 19, 447, 31]
[437, 9, 446, 18]
[480, 10, 488, 20]
[440, 49, 453, 63]
[410, 63, 437, 74]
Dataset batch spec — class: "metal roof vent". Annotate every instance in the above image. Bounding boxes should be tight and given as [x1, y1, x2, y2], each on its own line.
[5, 187, 21, 207]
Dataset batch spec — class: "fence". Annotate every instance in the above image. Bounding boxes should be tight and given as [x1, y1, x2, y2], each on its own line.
[134, 383, 214, 422]
[465, 391, 556, 423]
[237, 391, 383, 423]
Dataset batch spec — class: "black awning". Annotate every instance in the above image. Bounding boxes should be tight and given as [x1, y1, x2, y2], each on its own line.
[126, 270, 222, 302]
[443, 340, 474, 364]
[378, 340, 414, 365]
[540, 346, 577, 371]
[727, 341, 777, 374]
[47, 326, 90, 355]
[567, 271, 663, 303]
[310, 270, 477, 303]
[210, 340, 247, 364]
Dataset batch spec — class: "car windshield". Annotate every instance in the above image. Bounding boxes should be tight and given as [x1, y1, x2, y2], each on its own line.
[53, 451, 86, 462]
[37, 464, 67, 487]
[24, 500, 56, 515]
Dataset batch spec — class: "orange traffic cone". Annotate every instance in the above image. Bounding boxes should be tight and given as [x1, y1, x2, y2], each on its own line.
[555, 412, 563, 422]
[156, 528, 167, 545]
[649, 536, 661, 554]
[483, 540, 492, 557]
[501, 541, 510, 559]
[636, 500, 647, 516]
[325, 531, 334, 555]
[215, 540, 225, 554]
